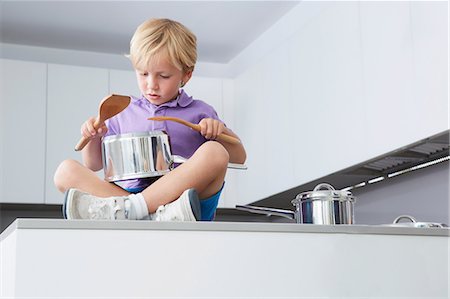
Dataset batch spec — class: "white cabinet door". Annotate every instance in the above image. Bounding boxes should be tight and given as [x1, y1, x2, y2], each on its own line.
[360, 2, 415, 158]
[221, 79, 238, 208]
[259, 45, 295, 200]
[45, 64, 108, 204]
[0, 59, 47, 203]
[360, 2, 448, 156]
[109, 69, 140, 98]
[290, 1, 366, 185]
[410, 2, 449, 136]
[233, 63, 267, 205]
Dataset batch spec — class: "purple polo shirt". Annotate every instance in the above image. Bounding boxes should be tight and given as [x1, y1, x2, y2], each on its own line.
[104, 90, 222, 189]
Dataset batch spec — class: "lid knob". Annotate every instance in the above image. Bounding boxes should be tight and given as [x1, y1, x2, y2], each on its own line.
[313, 183, 336, 191]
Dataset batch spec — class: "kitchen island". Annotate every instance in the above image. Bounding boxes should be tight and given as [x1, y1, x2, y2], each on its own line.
[1, 219, 449, 298]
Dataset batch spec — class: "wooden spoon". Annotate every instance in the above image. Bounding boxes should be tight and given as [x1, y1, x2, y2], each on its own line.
[74, 94, 131, 151]
[148, 116, 241, 145]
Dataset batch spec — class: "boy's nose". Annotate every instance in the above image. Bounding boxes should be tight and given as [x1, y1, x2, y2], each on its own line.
[146, 76, 158, 90]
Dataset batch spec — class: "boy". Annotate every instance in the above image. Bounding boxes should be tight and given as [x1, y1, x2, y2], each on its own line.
[54, 18, 246, 221]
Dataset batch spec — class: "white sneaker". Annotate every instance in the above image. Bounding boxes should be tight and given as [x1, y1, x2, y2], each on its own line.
[152, 189, 201, 221]
[63, 189, 129, 220]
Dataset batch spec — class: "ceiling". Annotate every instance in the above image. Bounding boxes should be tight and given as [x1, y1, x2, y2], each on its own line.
[0, 1, 299, 64]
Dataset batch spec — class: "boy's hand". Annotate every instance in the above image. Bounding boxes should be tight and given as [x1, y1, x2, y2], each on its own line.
[81, 117, 108, 139]
[198, 118, 225, 140]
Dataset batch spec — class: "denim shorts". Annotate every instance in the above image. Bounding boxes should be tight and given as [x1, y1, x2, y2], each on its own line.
[123, 183, 224, 221]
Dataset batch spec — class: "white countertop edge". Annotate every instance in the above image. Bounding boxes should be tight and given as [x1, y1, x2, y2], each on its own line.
[1, 218, 449, 241]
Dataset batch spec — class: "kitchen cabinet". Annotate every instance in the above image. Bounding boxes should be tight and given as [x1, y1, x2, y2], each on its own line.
[2, 2, 447, 209]
[0, 59, 47, 204]
[358, 2, 448, 157]
[239, 45, 297, 202]
[45, 63, 109, 204]
[0, 59, 235, 207]
[360, 2, 416, 158]
[1, 219, 448, 297]
[233, 63, 268, 205]
[260, 46, 296, 198]
[232, 2, 366, 205]
[289, 1, 366, 185]
[409, 2, 448, 139]
[228, 1, 448, 206]
[221, 79, 238, 208]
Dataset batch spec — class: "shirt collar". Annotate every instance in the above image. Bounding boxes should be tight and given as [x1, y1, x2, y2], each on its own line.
[137, 89, 193, 109]
[176, 89, 193, 107]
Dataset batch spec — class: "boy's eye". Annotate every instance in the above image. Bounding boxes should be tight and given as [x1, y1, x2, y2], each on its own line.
[140, 72, 148, 77]
[160, 74, 170, 79]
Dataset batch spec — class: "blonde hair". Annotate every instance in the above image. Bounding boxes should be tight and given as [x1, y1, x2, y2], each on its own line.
[128, 18, 197, 73]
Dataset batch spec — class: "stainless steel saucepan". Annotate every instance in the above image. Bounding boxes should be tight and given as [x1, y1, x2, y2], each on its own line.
[102, 131, 246, 182]
[236, 183, 355, 225]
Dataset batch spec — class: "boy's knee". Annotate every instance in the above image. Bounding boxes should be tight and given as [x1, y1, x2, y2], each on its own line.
[200, 141, 229, 167]
[55, 159, 80, 175]
[54, 159, 80, 190]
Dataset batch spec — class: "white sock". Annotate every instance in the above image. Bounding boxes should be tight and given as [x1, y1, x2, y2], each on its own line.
[127, 193, 149, 220]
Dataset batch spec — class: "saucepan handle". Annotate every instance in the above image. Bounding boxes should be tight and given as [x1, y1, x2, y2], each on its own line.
[172, 155, 247, 170]
[393, 215, 417, 224]
[235, 205, 296, 220]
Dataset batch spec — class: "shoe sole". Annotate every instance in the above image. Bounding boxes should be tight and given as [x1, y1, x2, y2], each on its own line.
[187, 189, 201, 221]
[62, 189, 75, 219]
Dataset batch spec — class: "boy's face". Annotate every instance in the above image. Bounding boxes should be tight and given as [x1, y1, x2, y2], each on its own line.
[135, 56, 191, 106]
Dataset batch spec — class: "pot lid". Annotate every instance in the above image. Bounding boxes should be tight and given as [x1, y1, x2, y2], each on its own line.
[292, 183, 355, 204]
[387, 215, 447, 228]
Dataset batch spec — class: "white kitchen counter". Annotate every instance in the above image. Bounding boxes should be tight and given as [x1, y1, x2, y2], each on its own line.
[1, 219, 449, 298]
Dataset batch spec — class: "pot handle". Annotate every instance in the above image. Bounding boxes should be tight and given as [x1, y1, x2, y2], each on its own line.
[392, 215, 447, 228]
[235, 205, 296, 220]
[172, 155, 187, 164]
[393, 215, 417, 224]
[172, 155, 248, 170]
[313, 183, 336, 191]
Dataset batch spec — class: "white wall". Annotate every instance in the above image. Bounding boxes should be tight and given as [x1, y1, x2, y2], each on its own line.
[353, 161, 449, 225]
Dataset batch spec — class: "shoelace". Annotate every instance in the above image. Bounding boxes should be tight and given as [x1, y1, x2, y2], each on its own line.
[87, 199, 121, 220]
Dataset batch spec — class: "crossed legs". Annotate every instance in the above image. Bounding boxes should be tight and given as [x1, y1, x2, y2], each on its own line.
[54, 141, 229, 213]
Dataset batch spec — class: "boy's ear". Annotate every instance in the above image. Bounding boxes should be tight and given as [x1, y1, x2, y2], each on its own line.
[182, 70, 193, 85]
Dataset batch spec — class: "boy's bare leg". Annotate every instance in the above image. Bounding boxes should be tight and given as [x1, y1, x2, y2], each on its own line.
[54, 159, 129, 197]
[55, 141, 228, 213]
[141, 141, 229, 212]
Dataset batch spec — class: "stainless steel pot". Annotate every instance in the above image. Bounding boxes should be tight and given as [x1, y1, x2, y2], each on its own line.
[293, 183, 355, 224]
[236, 183, 355, 225]
[102, 131, 247, 182]
[102, 131, 173, 182]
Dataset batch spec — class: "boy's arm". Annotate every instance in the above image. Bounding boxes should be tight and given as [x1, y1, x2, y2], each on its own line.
[81, 136, 104, 171]
[198, 117, 246, 164]
[220, 127, 247, 164]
